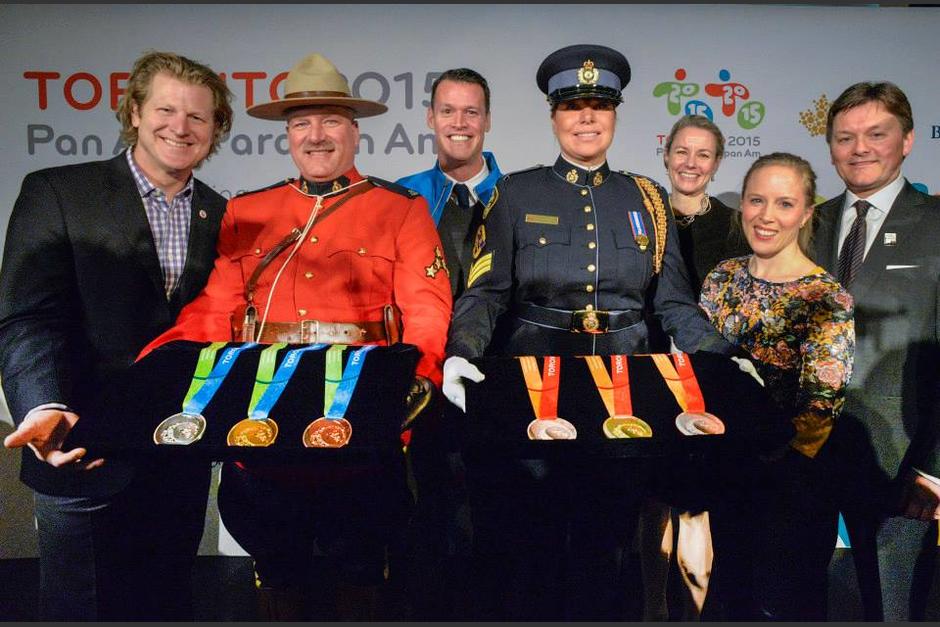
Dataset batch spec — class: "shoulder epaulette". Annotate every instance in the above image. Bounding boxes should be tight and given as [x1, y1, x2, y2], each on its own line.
[617, 170, 667, 190]
[367, 176, 420, 198]
[235, 179, 291, 199]
[503, 164, 544, 179]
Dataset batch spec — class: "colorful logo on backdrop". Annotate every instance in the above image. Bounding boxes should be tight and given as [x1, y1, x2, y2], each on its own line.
[799, 94, 831, 137]
[653, 68, 766, 130]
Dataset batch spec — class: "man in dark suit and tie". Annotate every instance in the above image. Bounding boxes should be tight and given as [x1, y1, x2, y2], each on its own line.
[0, 51, 232, 620]
[395, 67, 501, 619]
[813, 81, 940, 621]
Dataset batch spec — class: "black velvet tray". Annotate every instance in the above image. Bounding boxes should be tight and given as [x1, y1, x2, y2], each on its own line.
[66, 340, 420, 462]
[460, 352, 794, 459]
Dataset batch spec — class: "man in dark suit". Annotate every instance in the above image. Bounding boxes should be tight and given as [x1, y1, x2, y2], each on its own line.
[0, 51, 232, 620]
[813, 81, 940, 621]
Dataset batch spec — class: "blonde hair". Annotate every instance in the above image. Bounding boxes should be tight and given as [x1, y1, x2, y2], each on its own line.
[116, 50, 233, 159]
[739, 152, 817, 255]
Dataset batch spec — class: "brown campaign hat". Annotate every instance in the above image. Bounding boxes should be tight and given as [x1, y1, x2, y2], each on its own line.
[247, 52, 388, 120]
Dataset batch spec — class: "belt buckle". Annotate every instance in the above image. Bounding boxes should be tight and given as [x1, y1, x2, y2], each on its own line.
[300, 319, 319, 344]
[571, 309, 609, 334]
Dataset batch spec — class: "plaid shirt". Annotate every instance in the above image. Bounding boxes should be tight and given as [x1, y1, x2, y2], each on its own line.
[126, 149, 193, 298]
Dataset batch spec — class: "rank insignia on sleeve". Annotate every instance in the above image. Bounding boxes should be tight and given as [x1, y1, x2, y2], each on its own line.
[472, 224, 486, 259]
[466, 252, 493, 288]
[482, 187, 499, 221]
[425, 246, 450, 279]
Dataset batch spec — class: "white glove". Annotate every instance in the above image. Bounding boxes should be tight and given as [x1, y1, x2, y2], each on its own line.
[731, 356, 765, 387]
[442, 356, 485, 412]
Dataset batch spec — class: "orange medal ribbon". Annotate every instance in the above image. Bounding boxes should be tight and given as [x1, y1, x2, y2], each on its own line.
[518, 356, 577, 440]
[650, 353, 687, 410]
[655, 352, 725, 436]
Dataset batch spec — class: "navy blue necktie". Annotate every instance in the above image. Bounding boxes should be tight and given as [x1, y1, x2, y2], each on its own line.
[837, 199, 871, 287]
[453, 183, 471, 210]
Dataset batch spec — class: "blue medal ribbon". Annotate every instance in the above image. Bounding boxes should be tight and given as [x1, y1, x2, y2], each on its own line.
[324, 345, 375, 420]
[249, 344, 328, 421]
[182, 342, 258, 416]
[628, 210, 647, 240]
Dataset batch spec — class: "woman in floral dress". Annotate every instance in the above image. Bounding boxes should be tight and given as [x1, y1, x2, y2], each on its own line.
[699, 152, 854, 620]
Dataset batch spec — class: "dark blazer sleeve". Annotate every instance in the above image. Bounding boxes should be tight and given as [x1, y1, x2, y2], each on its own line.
[652, 188, 737, 356]
[0, 170, 79, 422]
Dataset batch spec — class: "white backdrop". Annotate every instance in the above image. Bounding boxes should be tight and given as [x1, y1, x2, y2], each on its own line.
[1, 3, 938, 557]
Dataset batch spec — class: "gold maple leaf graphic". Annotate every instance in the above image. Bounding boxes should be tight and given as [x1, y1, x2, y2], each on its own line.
[799, 94, 831, 137]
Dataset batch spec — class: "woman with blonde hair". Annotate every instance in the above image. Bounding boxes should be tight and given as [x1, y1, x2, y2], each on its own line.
[700, 152, 854, 619]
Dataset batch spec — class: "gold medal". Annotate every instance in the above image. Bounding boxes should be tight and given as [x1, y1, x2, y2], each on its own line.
[302, 417, 352, 448]
[527, 417, 578, 440]
[153, 412, 206, 445]
[675, 411, 725, 435]
[602, 415, 653, 439]
[226, 418, 279, 446]
[635, 233, 649, 251]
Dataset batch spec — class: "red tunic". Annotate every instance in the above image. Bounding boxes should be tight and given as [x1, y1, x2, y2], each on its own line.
[139, 167, 452, 387]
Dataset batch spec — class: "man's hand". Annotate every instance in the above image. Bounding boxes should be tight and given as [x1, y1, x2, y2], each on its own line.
[442, 356, 485, 412]
[3, 409, 104, 469]
[731, 356, 765, 387]
[901, 473, 940, 521]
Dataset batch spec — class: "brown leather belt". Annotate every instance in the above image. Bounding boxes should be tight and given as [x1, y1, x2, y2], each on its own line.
[232, 303, 403, 345]
[253, 319, 390, 344]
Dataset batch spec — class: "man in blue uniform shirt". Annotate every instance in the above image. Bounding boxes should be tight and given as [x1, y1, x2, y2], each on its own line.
[396, 67, 502, 619]
[398, 68, 502, 298]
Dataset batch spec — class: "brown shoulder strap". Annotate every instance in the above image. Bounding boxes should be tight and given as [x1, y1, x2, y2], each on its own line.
[244, 181, 375, 302]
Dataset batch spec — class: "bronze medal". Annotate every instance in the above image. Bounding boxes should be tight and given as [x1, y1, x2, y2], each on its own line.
[153, 412, 206, 445]
[526, 417, 578, 441]
[675, 411, 725, 436]
[602, 415, 653, 439]
[302, 417, 352, 448]
[226, 418, 279, 446]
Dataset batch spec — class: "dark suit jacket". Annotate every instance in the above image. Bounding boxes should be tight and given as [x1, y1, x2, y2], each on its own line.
[813, 181, 940, 510]
[0, 153, 225, 497]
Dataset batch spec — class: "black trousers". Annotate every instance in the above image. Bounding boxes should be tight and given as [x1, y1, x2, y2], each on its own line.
[34, 459, 211, 621]
[463, 454, 646, 621]
[839, 496, 938, 620]
[398, 404, 474, 620]
[218, 461, 412, 589]
[708, 449, 839, 621]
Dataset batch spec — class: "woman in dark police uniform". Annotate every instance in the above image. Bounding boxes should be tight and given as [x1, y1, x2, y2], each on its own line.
[441, 44, 737, 620]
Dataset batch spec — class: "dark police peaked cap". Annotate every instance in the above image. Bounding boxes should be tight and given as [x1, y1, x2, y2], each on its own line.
[536, 44, 631, 106]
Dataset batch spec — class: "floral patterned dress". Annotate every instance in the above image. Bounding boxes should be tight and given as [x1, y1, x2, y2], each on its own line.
[699, 256, 855, 458]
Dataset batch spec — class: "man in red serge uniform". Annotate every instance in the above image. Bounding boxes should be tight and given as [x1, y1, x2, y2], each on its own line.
[139, 52, 452, 620]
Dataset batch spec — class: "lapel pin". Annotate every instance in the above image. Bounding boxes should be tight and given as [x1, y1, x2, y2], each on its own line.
[198, 209, 208, 219]
[883, 232, 896, 247]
